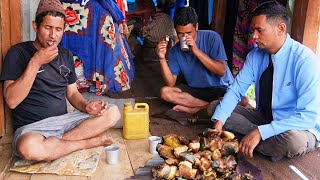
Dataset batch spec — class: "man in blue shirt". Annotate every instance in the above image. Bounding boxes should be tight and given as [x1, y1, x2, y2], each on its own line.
[156, 7, 246, 114]
[209, 1, 320, 161]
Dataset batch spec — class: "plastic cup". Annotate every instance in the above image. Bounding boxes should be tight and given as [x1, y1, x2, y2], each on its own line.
[148, 136, 162, 154]
[105, 145, 119, 165]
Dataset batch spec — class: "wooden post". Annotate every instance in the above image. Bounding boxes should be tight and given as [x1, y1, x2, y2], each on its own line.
[291, 0, 320, 52]
[0, 0, 10, 137]
[0, 0, 21, 136]
[10, 1, 22, 45]
[0, 0, 3, 136]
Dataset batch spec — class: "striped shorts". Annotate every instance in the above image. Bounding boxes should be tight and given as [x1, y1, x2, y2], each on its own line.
[12, 110, 93, 157]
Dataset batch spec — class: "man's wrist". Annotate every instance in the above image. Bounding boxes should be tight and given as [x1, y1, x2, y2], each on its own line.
[82, 101, 88, 113]
[212, 119, 223, 131]
[193, 47, 203, 57]
[159, 58, 167, 62]
[30, 57, 42, 69]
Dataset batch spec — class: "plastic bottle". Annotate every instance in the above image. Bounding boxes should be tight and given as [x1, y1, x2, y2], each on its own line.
[123, 102, 150, 139]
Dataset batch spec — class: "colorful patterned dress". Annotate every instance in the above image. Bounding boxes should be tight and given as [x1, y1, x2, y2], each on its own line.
[231, 0, 257, 76]
[60, 0, 134, 95]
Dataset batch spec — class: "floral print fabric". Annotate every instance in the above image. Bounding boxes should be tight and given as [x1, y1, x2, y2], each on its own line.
[60, 0, 134, 95]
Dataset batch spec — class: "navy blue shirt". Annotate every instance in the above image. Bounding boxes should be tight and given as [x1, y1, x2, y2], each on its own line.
[168, 30, 233, 88]
[0, 42, 77, 130]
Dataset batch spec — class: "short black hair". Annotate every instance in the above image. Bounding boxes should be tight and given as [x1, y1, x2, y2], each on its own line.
[252, 1, 290, 28]
[35, 11, 66, 28]
[173, 6, 198, 27]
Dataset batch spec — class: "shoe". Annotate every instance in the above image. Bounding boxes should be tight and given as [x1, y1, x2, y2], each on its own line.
[270, 156, 284, 162]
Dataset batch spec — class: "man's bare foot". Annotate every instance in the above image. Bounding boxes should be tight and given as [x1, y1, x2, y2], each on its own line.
[100, 135, 114, 146]
[87, 135, 114, 149]
[172, 105, 203, 114]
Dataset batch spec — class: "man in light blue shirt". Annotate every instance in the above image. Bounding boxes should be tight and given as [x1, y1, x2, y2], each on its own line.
[209, 1, 320, 162]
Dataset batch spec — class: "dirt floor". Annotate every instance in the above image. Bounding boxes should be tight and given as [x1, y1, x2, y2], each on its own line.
[97, 57, 320, 180]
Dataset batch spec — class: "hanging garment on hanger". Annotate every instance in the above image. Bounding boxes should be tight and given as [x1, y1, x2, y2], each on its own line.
[60, 0, 134, 94]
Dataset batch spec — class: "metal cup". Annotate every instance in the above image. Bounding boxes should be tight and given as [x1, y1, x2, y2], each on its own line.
[105, 145, 119, 165]
[148, 136, 162, 154]
[180, 36, 189, 51]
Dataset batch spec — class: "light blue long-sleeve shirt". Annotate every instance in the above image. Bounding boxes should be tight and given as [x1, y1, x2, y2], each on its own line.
[212, 34, 320, 141]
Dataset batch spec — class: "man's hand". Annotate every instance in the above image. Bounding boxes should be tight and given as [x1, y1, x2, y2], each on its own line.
[156, 40, 168, 60]
[85, 100, 108, 115]
[239, 128, 261, 158]
[32, 44, 59, 66]
[184, 34, 199, 53]
[212, 120, 223, 131]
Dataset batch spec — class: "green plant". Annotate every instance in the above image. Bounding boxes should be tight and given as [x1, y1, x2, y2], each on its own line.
[246, 83, 256, 101]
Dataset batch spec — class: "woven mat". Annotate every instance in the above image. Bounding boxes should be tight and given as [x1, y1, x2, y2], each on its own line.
[10, 146, 103, 176]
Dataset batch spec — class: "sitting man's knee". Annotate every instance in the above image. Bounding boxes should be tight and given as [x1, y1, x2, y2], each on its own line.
[285, 131, 310, 158]
[17, 134, 47, 161]
[102, 105, 121, 127]
[108, 105, 120, 118]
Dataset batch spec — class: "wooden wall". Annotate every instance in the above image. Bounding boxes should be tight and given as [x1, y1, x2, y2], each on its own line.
[291, 0, 320, 53]
[0, 0, 22, 136]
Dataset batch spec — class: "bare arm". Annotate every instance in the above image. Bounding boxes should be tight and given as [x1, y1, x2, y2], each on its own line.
[156, 40, 177, 87]
[66, 83, 108, 115]
[3, 45, 58, 109]
[66, 83, 88, 112]
[159, 59, 177, 87]
[185, 34, 226, 77]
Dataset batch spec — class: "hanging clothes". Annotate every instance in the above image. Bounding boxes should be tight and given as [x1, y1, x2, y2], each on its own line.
[116, 0, 129, 35]
[208, 0, 214, 25]
[60, 0, 134, 95]
[157, 0, 186, 20]
[116, 0, 127, 23]
[141, 13, 177, 43]
[126, 0, 156, 27]
[168, 0, 186, 20]
[189, 0, 210, 30]
[222, 0, 239, 71]
[231, 0, 257, 76]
